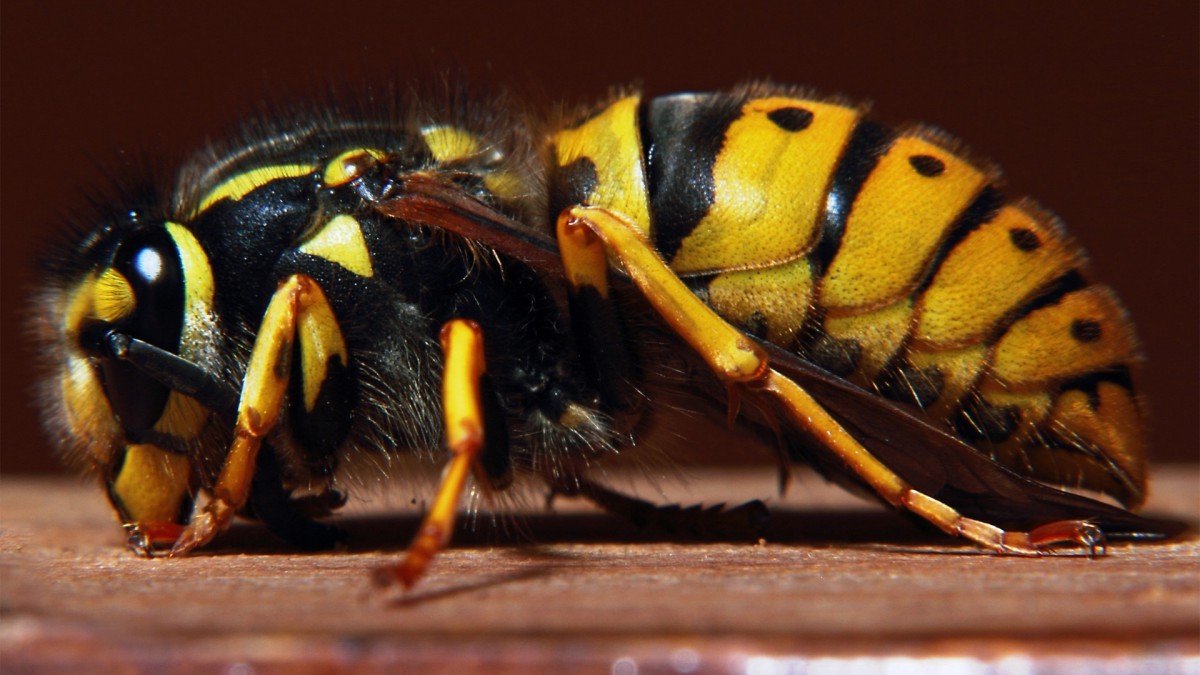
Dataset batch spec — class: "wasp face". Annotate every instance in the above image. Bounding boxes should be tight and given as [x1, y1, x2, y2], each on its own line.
[39, 214, 219, 553]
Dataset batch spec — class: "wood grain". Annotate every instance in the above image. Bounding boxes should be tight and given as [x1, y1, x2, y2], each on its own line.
[2, 467, 1196, 673]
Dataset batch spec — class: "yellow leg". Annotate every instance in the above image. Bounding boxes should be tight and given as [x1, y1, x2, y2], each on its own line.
[555, 212, 644, 417]
[560, 208, 766, 384]
[375, 319, 487, 589]
[171, 274, 336, 555]
[557, 213, 611, 298]
[561, 206, 1098, 555]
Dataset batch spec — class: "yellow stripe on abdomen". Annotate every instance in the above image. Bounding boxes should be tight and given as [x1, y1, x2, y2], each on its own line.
[670, 98, 860, 275]
[552, 96, 652, 238]
[915, 203, 1078, 350]
[820, 134, 990, 313]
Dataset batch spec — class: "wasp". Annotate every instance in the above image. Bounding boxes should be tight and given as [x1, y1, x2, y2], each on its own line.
[34, 82, 1180, 589]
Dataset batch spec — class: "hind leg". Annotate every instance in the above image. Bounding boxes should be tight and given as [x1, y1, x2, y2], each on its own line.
[558, 205, 1103, 555]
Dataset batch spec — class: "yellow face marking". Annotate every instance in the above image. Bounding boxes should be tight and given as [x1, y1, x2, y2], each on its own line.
[821, 135, 989, 312]
[195, 164, 315, 215]
[916, 205, 1077, 349]
[553, 96, 653, 238]
[322, 148, 385, 187]
[153, 392, 210, 439]
[57, 274, 120, 458]
[990, 286, 1136, 388]
[297, 281, 349, 412]
[671, 98, 860, 274]
[298, 214, 375, 278]
[132, 223, 216, 441]
[93, 269, 135, 322]
[165, 222, 215, 324]
[421, 126, 483, 163]
[110, 443, 192, 525]
[62, 354, 119, 452]
[63, 272, 98, 337]
[707, 257, 815, 346]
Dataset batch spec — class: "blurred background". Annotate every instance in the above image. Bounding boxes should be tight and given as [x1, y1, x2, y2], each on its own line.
[2, 1, 1195, 474]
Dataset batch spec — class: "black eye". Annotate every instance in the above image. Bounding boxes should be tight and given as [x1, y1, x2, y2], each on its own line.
[99, 226, 185, 436]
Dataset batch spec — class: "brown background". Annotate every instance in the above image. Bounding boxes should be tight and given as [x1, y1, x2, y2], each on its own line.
[2, 2, 1196, 474]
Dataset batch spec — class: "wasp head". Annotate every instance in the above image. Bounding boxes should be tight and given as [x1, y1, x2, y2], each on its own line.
[35, 210, 222, 553]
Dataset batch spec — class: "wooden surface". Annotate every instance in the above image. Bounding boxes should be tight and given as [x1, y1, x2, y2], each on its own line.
[2, 467, 1196, 673]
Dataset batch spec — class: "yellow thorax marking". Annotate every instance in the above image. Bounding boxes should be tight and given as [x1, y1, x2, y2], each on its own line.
[482, 170, 526, 202]
[421, 125, 483, 163]
[298, 214, 375, 278]
[323, 148, 385, 187]
[196, 164, 315, 214]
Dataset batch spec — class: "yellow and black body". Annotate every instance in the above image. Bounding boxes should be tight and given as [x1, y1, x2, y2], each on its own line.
[35, 82, 1180, 587]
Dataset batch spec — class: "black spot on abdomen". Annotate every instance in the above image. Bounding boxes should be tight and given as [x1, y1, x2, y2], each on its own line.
[767, 106, 814, 132]
[909, 154, 946, 177]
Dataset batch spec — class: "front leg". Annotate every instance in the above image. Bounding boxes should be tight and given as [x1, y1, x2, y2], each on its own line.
[171, 274, 345, 554]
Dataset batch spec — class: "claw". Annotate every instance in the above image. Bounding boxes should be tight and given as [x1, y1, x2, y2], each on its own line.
[997, 519, 1107, 556]
[124, 521, 185, 557]
[169, 498, 235, 556]
[1032, 519, 1106, 555]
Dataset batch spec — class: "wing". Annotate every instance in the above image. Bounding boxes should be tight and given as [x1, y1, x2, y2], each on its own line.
[764, 340, 1185, 540]
[374, 173, 563, 273]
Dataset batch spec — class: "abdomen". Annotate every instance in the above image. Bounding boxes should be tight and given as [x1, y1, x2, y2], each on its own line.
[550, 83, 1147, 505]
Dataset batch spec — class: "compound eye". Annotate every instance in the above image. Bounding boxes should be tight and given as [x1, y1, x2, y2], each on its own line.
[99, 226, 186, 436]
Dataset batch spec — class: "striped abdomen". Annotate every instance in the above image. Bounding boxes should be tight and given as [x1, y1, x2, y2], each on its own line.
[550, 84, 1146, 505]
